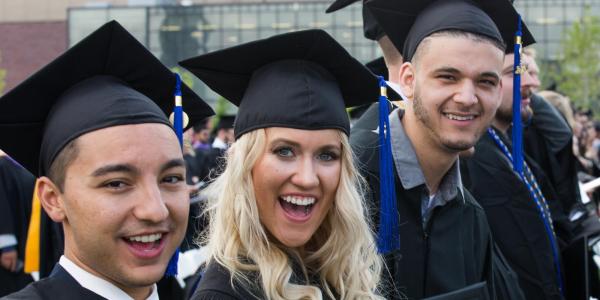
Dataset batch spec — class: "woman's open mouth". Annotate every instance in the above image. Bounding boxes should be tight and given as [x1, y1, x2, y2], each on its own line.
[278, 195, 316, 222]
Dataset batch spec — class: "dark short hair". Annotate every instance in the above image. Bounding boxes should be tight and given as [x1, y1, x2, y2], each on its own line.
[47, 139, 79, 192]
[413, 30, 506, 66]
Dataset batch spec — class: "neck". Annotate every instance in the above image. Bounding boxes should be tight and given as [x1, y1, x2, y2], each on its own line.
[401, 109, 457, 195]
[387, 65, 401, 84]
[492, 118, 511, 134]
[64, 243, 152, 300]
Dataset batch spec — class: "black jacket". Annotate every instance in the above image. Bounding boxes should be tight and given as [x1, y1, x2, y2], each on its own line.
[192, 261, 335, 300]
[0, 157, 35, 296]
[1, 265, 105, 300]
[462, 127, 565, 300]
[350, 104, 495, 299]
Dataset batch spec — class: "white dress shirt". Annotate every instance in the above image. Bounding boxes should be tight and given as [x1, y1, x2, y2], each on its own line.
[59, 256, 159, 300]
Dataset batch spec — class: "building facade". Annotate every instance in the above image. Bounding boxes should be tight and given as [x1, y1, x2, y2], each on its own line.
[2, 0, 600, 100]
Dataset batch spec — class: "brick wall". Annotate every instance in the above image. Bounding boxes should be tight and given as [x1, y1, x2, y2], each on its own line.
[0, 21, 67, 94]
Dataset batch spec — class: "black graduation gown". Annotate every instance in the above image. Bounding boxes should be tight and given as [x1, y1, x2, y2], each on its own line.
[350, 104, 494, 300]
[1, 265, 105, 300]
[192, 261, 335, 300]
[461, 128, 565, 300]
[0, 157, 35, 296]
[523, 94, 582, 216]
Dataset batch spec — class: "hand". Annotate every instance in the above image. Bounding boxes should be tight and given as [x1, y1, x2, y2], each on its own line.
[0, 249, 18, 272]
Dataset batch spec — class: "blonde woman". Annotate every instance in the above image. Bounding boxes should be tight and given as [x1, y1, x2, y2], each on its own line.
[180, 30, 392, 299]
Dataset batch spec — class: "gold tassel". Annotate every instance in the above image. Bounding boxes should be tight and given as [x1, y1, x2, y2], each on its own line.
[24, 180, 40, 273]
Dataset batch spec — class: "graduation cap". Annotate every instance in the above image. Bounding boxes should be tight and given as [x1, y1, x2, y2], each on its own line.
[0, 20, 214, 276]
[325, 0, 385, 41]
[180, 29, 400, 253]
[365, 0, 536, 62]
[180, 29, 395, 139]
[0, 20, 213, 176]
[365, 57, 388, 81]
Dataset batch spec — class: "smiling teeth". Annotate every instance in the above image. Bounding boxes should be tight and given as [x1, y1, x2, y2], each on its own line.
[128, 233, 162, 243]
[281, 196, 315, 206]
[445, 113, 474, 121]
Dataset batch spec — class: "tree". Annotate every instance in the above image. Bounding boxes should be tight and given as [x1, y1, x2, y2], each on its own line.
[0, 51, 6, 95]
[556, 6, 600, 111]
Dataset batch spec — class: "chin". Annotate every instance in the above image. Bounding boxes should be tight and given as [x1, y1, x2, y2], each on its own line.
[278, 233, 312, 249]
[125, 267, 165, 286]
[442, 137, 477, 152]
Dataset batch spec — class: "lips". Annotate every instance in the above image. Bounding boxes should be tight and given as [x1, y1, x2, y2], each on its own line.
[278, 195, 317, 222]
[123, 232, 167, 260]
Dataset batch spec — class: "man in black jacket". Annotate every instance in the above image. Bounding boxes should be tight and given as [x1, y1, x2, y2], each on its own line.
[0, 153, 34, 297]
[461, 50, 567, 299]
[0, 21, 213, 300]
[351, 0, 533, 299]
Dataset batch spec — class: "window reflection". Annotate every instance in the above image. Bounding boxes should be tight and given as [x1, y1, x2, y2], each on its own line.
[68, 0, 599, 104]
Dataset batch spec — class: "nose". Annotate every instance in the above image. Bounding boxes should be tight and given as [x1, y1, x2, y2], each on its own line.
[453, 81, 477, 106]
[291, 156, 320, 190]
[133, 181, 169, 223]
[521, 67, 536, 90]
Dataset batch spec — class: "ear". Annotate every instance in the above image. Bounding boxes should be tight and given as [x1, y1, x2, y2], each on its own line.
[37, 177, 67, 223]
[399, 62, 416, 100]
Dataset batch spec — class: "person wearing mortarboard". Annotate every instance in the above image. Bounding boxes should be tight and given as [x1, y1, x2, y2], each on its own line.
[0, 152, 35, 297]
[178, 29, 399, 299]
[326, 0, 408, 136]
[519, 53, 600, 295]
[461, 14, 599, 299]
[0, 20, 214, 300]
[350, 0, 535, 299]
[211, 115, 235, 151]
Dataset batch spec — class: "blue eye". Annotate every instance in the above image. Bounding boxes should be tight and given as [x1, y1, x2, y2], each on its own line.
[317, 151, 339, 161]
[275, 147, 294, 158]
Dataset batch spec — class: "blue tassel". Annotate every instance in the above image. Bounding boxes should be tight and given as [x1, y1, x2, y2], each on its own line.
[165, 72, 183, 277]
[173, 73, 184, 147]
[165, 249, 179, 277]
[376, 76, 400, 254]
[511, 15, 524, 174]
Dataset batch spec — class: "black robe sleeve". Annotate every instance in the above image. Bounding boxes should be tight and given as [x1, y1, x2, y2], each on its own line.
[191, 262, 260, 300]
[0, 157, 35, 297]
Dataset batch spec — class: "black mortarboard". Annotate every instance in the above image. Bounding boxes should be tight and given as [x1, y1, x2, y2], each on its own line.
[180, 29, 390, 139]
[366, 57, 388, 81]
[366, 0, 536, 62]
[325, 0, 385, 41]
[0, 20, 214, 176]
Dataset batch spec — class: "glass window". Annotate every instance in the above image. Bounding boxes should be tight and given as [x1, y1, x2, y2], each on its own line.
[69, 9, 110, 45]
[222, 7, 240, 30]
[259, 5, 277, 30]
[222, 30, 240, 47]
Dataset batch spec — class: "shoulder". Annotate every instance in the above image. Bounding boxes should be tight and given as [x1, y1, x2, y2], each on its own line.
[1, 280, 46, 300]
[192, 262, 260, 300]
[461, 188, 484, 212]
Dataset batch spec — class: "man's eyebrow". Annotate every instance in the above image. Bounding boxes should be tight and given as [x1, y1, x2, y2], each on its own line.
[434, 67, 461, 74]
[91, 164, 139, 177]
[160, 159, 186, 173]
[480, 72, 501, 81]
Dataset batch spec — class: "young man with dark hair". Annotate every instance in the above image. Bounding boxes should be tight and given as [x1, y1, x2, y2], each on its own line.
[350, 0, 534, 298]
[0, 21, 213, 300]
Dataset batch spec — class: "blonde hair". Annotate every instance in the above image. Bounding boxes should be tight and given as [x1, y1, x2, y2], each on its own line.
[538, 90, 576, 129]
[200, 128, 383, 300]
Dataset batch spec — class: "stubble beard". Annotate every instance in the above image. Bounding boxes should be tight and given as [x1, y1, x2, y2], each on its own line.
[413, 89, 480, 153]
